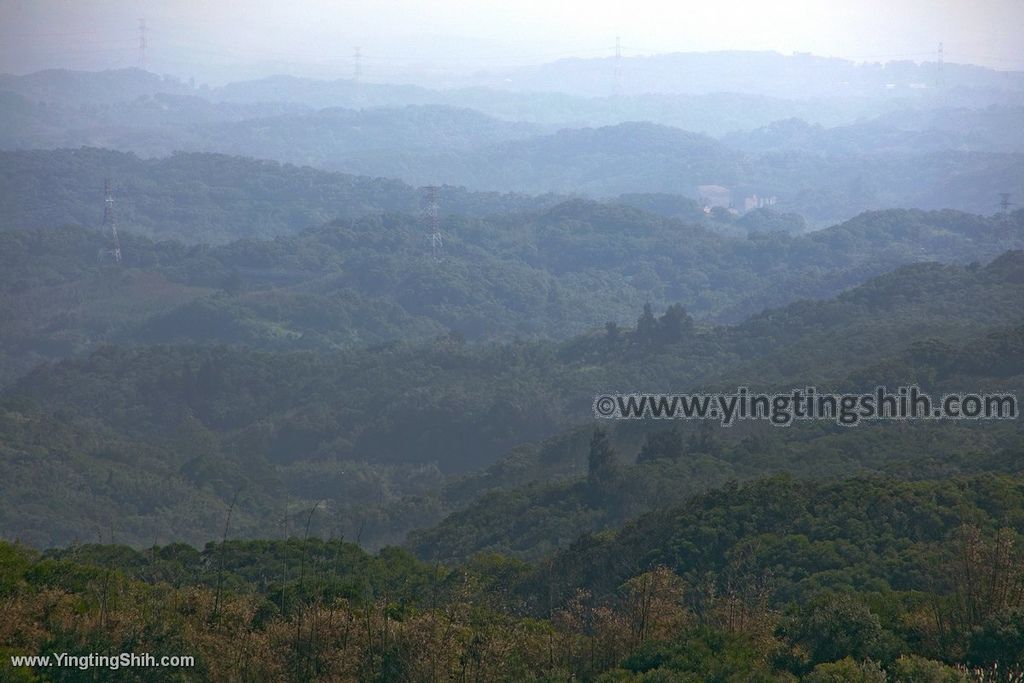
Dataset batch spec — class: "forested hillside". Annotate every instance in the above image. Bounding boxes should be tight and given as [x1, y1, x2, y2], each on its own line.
[368, 122, 1024, 220]
[2, 203, 1020, 383]
[3, 475, 1023, 680]
[2, 251, 1021, 551]
[723, 107, 1024, 155]
[0, 95, 547, 161]
[0, 148, 560, 243]
[3, 38, 1024, 680]
[409, 315, 1024, 563]
[4, 106, 1022, 224]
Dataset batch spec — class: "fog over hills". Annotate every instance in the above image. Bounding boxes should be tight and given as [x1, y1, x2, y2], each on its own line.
[465, 50, 1024, 98]
[4, 28, 1024, 679]
[3, 64, 1022, 226]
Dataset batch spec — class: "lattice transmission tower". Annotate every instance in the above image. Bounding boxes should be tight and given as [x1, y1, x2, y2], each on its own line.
[98, 178, 122, 264]
[138, 18, 147, 69]
[352, 46, 364, 107]
[999, 192, 1014, 216]
[613, 36, 622, 95]
[422, 186, 444, 261]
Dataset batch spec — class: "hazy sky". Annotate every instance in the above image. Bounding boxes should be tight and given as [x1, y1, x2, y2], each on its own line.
[1, 0, 1021, 83]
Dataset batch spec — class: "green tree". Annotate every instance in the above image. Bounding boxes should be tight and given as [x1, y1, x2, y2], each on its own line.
[803, 658, 887, 683]
[783, 594, 886, 667]
[658, 304, 694, 343]
[636, 428, 684, 463]
[588, 428, 619, 484]
[635, 304, 658, 345]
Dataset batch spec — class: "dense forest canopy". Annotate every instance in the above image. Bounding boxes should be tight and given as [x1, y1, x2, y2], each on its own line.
[2, 250, 1021, 552]
[1, 195, 1020, 384]
[2, 44, 1024, 680]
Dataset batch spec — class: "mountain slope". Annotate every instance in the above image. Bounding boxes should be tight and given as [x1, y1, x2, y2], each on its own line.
[3, 206, 1021, 386]
[3, 252, 1021, 549]
[0, 147, 561, 243]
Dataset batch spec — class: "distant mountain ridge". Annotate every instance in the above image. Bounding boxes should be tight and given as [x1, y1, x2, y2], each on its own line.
[468, 50, 1024, 98]
[4, 65, 1022, 134]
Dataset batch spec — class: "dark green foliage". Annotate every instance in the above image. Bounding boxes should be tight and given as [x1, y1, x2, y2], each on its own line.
[0, 148, 558, 244]
[2, 64, 1024, 682]
[612, 628, 792, 682]
[4, 203, 1020, 386]
[49, 538, 443, 610]
[588, 428, 619, 483]
[782, 594, 888, 667]
[529, 475, 1024, 618]
[967, 609, 1024, 669]
[3, 473, 1022, 680]
[3, 249, 1022, 549]
[635, 304, 659, 345]
[738, 208, 807, 234]
[636, 428, 684, 464]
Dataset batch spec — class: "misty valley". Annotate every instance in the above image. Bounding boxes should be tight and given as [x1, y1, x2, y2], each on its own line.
[1, 23, 1024, 683]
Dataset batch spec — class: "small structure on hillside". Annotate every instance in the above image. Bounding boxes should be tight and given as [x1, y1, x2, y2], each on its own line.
[698, 184, 778, 216]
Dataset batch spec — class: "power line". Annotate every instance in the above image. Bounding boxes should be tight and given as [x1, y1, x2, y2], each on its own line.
[4, 29, 1022, 76]
[0, 29, 135, 41]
